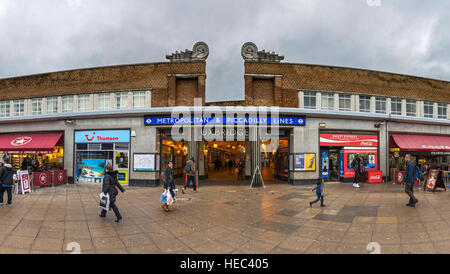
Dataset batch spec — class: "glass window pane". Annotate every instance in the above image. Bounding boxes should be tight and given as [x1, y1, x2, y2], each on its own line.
[359, 96, 371, 113]
[438, 103, 447, 119]
[97, 93, 111, 111]
[31, 98, 42, 116]
[303, 91, 316, 109]
[47, 97, 58, 114]
[13, 99, 25, 116]
[78, 95, 91, 112]
[133, 91, 146, 109]
[375, 97, 386, 114]
[424, 101, 434, 118]
[0, 101, 10, 118]
[62, 96, 74, 113]
[391, 98, 402, 115]
[116, 92, 128, 109]
[321, 93, 334, 110]
[406, 99, 416, 117]
[339, 94, 351, 111]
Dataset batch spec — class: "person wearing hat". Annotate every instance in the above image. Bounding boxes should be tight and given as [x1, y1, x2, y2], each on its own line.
[182, 157, 197, 194]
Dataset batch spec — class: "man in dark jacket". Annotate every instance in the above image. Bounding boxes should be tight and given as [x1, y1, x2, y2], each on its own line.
[163, 161, 176, 211]
[0, 159, 14, 206]
[404, 154, 418, 207]
[351, 154, 362, 188]
[100, 165, 125, 222]
[182, 157, 197, 194]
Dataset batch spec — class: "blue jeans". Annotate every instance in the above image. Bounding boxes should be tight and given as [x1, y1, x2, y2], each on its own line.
[311, 193, 324, 204]
[0, 186, 13, 205]
[100, 201, 122, 219]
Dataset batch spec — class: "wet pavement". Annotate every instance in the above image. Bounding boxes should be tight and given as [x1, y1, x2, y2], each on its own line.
[0, 182, 450, 254]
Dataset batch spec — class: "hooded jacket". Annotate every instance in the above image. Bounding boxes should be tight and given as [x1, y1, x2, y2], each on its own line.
[0, 164, 14, 187]
[102, 170, 125, 204]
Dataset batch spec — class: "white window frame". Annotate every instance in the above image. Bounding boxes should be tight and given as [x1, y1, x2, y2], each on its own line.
[132, 91, 146, 109]
[46, 97, 58, 114]
[62, 95, 74, 113]
[423, 101, 434, 118]
[13, 99, 25, 117]
[97, 93, 111, 111]
[78, 94, 91, 112]
[116, 92, 129, 109]
[303, 91, 317, 109]
[438, 103, 447, 119]
[321, 92, 334, 110]
[375, 97, 387, 114]
[359, 95, 371, 113]
[338, 94, 351, 111]
[406, 99, 416, 117]
[391, 98, 402, 115]
[31, 98, 42, 116]
[0, 101, 10, 118]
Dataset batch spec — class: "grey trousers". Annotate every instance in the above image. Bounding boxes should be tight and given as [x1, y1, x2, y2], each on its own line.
[405, 183, 417, 204]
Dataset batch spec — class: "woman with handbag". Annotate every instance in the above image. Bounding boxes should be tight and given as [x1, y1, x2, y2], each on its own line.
[100, 164, 125, 222]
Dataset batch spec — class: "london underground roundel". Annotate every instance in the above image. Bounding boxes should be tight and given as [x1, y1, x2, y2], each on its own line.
[11, 136, 33, 146]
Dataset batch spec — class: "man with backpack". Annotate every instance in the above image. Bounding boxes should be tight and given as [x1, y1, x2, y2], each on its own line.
[182, 157, 197, 194]
[404, 154, 419, 207]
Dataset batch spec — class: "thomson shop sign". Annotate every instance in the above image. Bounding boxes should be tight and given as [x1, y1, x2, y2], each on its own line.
[144, 116, 306, 126]
[75, 130, 130, 143]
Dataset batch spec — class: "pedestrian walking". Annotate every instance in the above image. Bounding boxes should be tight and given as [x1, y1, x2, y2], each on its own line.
[309, 178, 326, 207]
[237, 160, 244, 181]
[0, 158, 14, 206]
[100, 164, 125, 222]
[182, 157, 197, 194]
[351, 154, 362, 188]
[404, 154, 419, 207]
[162, 161, 177, 212]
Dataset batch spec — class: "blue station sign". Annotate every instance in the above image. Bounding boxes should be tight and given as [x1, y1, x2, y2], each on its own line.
[144, 117, 306, 126]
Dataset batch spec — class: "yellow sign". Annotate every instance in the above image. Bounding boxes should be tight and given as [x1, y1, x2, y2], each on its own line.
[389, 148, 400, 152]
[117, 170, 128, 184]
[304, 154, 316, 171]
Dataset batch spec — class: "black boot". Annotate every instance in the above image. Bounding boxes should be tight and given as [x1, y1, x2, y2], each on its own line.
[320, 199, 326, 207]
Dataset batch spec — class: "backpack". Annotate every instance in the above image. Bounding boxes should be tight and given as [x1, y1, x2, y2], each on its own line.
[185, 162, 191, 173]
[415, 166, 423, 181]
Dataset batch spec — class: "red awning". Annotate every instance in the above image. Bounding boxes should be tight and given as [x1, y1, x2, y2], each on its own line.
[392, 134, 450, 152]
[0, 132, 63, 154]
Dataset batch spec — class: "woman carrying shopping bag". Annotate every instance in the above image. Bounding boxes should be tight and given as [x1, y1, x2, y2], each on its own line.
[161, 160, 177, 212]
[100, 164, 125, 222]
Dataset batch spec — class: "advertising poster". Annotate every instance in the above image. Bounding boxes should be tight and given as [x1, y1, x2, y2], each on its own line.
[20, 170, 31, 194]
[321, 151, 329, 178]
[339, 151, 345, 178]
[294, 154, 305, 171]
[118, 171, 128, 184]
[304, 154, 316, 171]
[81, 159, 106, 179]
[134, 154, 155, 171]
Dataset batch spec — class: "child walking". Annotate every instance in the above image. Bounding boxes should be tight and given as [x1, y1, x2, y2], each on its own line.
[310, 178, 325, 207]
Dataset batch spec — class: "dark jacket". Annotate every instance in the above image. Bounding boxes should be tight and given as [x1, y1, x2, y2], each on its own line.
[0, 164, 14, 187]
[404, 161, 416, 184]
[102, 171, 125, 204]
[164, 167, 175, 190]
[186, 160, 196, 177]
[351, 157, 361, 174]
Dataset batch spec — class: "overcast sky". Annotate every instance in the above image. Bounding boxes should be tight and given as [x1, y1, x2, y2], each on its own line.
[0, 0, 448, 102]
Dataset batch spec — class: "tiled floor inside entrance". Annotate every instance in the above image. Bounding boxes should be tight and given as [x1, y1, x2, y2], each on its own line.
[0, 182, 449, 254]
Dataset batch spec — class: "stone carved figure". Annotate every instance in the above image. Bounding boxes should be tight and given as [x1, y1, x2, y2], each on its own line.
[166, 42, 209, 62]
[241, 42, 284, 62]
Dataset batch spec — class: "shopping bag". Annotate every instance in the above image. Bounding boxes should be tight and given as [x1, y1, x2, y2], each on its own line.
[167, 192, 174, 206]
[160, 189, 168, 203]
[99, 193, 110, 211]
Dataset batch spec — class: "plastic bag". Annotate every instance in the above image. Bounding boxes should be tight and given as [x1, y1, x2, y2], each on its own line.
[166, 190, 174, 206]
[99, 193, 110, 211]
[160, 189, 168, 203]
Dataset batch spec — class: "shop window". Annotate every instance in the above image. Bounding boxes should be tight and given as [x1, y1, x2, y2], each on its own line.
[424, 101, 434, 118]
[339, 94, 351, 111]
[438, 103, 447, 119]
[116, 92, 128, 109]
[97, 93, 111, 111]
[303, 91, 316, 109]
[115, 143, 129, 150]
[101, 143, 114, 150]
[133, 91, 146, 109]
[375, 97, 386, 114]
[321, 92, 334, 110]
[13, 99, 25, 116]
[88, 143, 101, 151]
[391, 98, 402, 115]
[46, 97, 58, 114]
[76, 143, 88, 150]
[0, 101, 10, 118]
[406, 99, 416, 117]
[78, 94, 91, 112]
[62, 95, 74, 113]
[31, 98, 42, 116]
[359, 96, 371, 113]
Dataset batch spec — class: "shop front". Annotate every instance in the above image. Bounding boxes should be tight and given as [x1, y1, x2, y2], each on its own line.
[0, 132, 64, 172]
[74, 130, 130, 184]
[320, 132, 380, 183]
[389, 133, 450, 185]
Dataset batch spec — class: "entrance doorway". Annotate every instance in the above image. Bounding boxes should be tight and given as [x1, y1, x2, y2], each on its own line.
[261, 139, 289, 182]
[205, 141, 246, 181]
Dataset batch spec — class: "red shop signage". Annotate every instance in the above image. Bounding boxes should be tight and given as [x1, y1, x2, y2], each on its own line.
[33, 172, 52, 187]
[320, 134, 378, 147]
[53, 170, 67, 186]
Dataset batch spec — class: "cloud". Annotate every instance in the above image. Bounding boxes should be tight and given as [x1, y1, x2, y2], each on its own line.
[0, 0, 448, 102]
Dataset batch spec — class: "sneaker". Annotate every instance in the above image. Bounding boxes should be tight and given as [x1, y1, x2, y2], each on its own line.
[7, 204, 12, 207]
[355, 184, 360, 188]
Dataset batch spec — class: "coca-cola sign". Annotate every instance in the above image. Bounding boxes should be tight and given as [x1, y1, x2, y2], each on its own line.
[320, 134, 378, 147]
